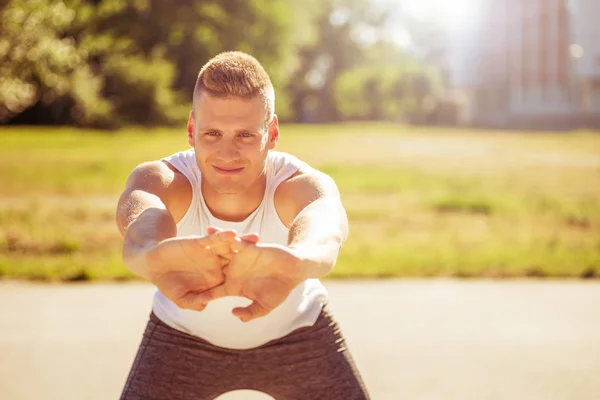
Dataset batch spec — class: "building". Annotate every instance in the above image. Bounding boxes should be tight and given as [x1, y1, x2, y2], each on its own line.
[447, 0, 600, 129]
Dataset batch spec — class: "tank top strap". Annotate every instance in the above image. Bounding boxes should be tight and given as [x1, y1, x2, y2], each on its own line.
[160, 149, 204, 231]
[161, 148, 200, 190]
[263, 152, 307, 225]
[265, 151, 308, 193]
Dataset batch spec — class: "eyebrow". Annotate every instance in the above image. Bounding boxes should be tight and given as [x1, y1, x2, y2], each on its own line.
[235, 127, 264, 133]
[197, 127, 264, 133]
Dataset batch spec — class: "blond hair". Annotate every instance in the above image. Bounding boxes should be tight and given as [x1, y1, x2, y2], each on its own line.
[193, 51, 275, 123]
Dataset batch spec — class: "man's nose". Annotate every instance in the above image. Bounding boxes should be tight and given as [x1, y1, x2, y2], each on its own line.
[216, 139, 240, 162]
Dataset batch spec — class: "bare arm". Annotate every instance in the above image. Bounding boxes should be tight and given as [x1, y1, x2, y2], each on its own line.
[117, 161, 246, 311]
[276, 169, 349, 280]
[116, 161, 182, 279]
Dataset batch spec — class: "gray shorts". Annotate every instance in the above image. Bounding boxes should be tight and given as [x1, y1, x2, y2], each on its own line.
[120, 305, 370, 400]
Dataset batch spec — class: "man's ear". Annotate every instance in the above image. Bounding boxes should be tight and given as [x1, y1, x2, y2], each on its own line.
[187, 111, 194, 147]
[267, 114, 279, 150]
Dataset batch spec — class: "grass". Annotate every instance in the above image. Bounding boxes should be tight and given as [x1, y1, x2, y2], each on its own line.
[0, 123, 599, 281]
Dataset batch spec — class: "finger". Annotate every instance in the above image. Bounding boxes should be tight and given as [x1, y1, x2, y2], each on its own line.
[178, 291, 210, 312]
[200, 229, 240, 251]
[219, 256, 229, 268]
[214, 234, 258, 256]
[206, 226, 223, 235]
[229, 239, 254, 254]
[208, 241, 234, 258]
[233, 301, 271, 323]
[184, 230, 237, 251]
[239, 233, 260, 244]
[194, 283, 229, 303]
[207, 230, 244, 258]
[209, 228, 258, 244]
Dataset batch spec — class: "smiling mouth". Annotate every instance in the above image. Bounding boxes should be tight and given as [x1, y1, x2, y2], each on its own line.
[213, 165, 244, 175]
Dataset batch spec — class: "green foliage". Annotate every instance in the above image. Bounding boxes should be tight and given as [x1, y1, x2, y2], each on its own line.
[283, 0, 448, 123]
[0, 0, 299, 126]
[0, 0, 108, 124]
[100, 49, 188, 126]
[333, 62, 442, 122]
[286, 0, 391, 122]
[0, 0, 450, 126]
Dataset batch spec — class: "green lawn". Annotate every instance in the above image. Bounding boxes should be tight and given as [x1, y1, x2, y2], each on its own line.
[1, 123, 599, 281]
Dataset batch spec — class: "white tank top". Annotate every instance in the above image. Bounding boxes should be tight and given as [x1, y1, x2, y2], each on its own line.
[151, 149, 328, 349]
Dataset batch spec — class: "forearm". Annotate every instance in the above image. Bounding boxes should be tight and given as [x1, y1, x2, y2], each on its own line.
[119, 193, 177, 279]
[287, 200, 348, 280]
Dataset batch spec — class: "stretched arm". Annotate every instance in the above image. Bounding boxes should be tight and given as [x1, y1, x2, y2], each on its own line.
[278, 169, 349, 280]
[117, 161, 246, 311]
[116, 161, 182, 279]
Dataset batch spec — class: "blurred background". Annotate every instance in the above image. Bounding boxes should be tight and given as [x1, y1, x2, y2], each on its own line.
[0, 0, 598, 280]
[0, 1, 600, 399]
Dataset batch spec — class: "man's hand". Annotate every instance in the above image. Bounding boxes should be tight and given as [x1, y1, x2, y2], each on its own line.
[205, 227, 260, 261]
[143, 230, 242, 311]
[197, 236, 306, 323]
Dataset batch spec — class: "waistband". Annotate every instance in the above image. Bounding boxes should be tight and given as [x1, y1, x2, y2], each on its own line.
[147, 301, 334, 353]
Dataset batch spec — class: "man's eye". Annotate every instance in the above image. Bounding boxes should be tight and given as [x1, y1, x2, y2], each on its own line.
[239, 132, 253, 138]
[205, 132, 219, 137]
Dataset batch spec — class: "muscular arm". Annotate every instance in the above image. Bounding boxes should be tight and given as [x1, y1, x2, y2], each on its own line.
[116, 161, 186, 279]
[276, 169, 349, 280]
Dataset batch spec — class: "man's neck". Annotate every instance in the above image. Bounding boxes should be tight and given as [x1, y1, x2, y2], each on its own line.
[201, 175, 267, 222]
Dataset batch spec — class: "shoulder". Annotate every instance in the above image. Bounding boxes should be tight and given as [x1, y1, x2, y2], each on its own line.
[124, 160, 192, 222]
[268, 151, 308, 171]
[125, 160, 186, 192]
[274, 165, 341, 227]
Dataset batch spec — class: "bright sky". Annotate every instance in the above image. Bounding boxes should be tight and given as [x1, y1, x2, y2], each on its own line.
[400, 0, 480, 28]
[374, 0, 481, 48]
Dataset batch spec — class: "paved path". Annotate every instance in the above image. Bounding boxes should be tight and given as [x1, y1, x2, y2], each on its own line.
[1, 280, 600, 400]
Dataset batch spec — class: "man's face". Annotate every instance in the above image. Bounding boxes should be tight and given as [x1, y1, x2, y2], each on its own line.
[188, 92, 278, 195]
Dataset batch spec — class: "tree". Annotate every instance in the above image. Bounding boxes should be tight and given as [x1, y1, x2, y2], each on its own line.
[333, 62, 442, 122]
[0, 0, 300, 127]
[0, 0, 110, 125]
[287, 0, 388, 122]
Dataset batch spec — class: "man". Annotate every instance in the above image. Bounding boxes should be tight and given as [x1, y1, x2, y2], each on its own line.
[116, 51, 370, 399]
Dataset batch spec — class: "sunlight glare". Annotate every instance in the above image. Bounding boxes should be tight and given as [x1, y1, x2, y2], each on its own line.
[402, 0, 479, 28]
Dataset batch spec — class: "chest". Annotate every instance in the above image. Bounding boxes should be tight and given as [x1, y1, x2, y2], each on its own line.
[177, 198, 290, 247]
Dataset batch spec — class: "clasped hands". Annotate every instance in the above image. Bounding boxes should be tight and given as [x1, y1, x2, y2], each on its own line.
[146, 227, 306, 322]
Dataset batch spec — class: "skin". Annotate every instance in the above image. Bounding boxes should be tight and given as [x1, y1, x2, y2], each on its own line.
[116, 91, 348, 322]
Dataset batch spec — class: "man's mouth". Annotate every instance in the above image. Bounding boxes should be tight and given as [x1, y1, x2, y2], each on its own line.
[213, 165, 244, 175]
